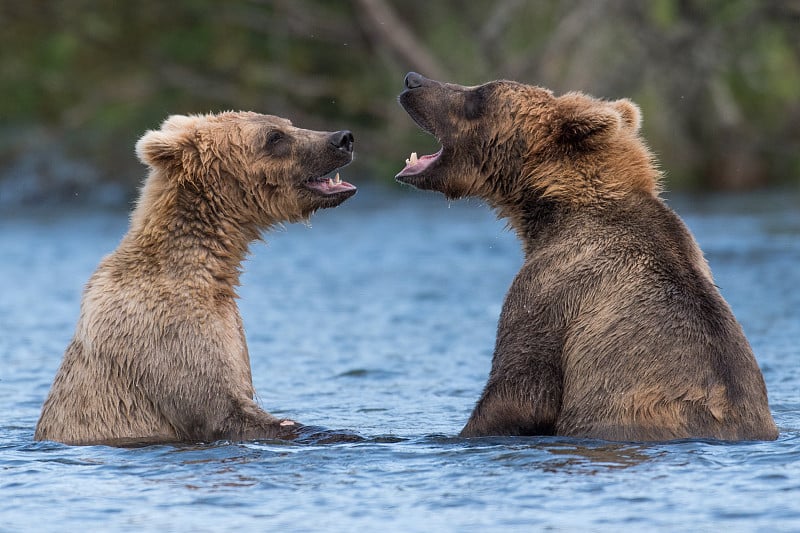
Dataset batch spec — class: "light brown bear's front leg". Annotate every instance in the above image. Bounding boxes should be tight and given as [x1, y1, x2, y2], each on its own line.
[227, 398, 301, 441]
[138, 336, 299, 443]
[152, 385, 298, 443]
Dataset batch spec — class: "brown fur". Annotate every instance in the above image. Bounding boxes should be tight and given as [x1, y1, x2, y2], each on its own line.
[396, 73, 778, 442]
[35, 111, 356, 445]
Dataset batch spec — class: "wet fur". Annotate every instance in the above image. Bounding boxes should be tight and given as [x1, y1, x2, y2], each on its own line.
[398, 74, 778, 442]
[35, 112, 355, 445]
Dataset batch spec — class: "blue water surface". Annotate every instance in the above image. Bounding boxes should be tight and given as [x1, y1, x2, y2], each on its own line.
[1, 186, 799, 532]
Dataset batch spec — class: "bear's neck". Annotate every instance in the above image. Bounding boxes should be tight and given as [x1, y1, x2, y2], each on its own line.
[126, 173, 261, 298]
[496, 194, 566, 257]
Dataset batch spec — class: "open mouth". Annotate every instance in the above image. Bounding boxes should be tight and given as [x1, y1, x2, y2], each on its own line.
[396, 147, 443, 178]
[303, 171, 357, 196]
[396, 83, 447, 184]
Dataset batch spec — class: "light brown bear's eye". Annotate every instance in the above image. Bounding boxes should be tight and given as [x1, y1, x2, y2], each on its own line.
[265, 130, 291, 157]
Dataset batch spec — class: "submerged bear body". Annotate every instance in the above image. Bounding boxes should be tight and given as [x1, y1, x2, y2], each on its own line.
[35, 111, 357, 445]
[466, 192, 773, 441]
[396, 72, 777, 442]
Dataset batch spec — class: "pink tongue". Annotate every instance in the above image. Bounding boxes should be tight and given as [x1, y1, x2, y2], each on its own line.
[306, 179, 356, 195]
[398, 148, 442, 176]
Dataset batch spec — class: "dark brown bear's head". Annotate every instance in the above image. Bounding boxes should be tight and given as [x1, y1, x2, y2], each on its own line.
[136, 111, 356, 227]
[396, 72, 659, 206]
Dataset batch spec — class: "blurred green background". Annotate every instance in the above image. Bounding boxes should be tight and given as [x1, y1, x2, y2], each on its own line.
[1, 0, 799, 205]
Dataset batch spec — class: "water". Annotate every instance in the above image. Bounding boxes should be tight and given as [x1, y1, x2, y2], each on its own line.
[1, 187, 799, 532]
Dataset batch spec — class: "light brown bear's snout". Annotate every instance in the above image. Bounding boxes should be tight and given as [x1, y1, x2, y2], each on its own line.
[329, 130, 354, 154]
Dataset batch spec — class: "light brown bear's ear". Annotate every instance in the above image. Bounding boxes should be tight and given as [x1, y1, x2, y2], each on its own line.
[612, 98, 642, 132]
[135, 115, 196, 169]
[555, 93, 621, 149]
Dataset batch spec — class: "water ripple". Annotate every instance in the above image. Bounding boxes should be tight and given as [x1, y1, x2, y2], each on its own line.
[1, 190, 799, 531]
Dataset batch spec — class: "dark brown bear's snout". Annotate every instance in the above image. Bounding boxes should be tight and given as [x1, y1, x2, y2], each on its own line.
[404, 71, 426, 89]
[329, 130, 354, 154]
[404, 72, 442, 91]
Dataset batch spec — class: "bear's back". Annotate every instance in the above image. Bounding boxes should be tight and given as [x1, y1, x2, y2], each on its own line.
[34, 260, 180, 444]
[505, 192, 777, 441]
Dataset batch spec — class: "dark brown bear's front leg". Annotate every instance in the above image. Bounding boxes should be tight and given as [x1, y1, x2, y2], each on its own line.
[460, 264, 565, 437]
[460, 360, 562, 437]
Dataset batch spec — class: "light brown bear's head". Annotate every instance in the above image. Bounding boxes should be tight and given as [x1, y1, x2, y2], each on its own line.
[396, 73, 659, 208]
[136, 111, 356, 227]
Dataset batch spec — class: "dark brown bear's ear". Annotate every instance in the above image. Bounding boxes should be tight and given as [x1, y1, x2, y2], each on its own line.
[135, 115, 196, 169]
[555, 93, 621, 149]
[612, 99, 642, 132]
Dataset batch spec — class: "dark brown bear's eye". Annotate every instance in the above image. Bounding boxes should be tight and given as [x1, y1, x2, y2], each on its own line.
[465, 87, 487, 120]
[267, 130, 285, 146]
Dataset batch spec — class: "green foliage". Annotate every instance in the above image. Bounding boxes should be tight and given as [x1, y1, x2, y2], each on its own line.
[0, 0, 798, 203]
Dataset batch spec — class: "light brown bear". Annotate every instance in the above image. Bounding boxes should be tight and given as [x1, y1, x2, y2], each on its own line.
[396, 72, 778, 442]
[35, 111, 357, 445]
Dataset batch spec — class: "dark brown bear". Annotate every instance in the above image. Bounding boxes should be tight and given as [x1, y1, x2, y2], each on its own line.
[396, 72, 778, 442]
[35, 112, 356, 445]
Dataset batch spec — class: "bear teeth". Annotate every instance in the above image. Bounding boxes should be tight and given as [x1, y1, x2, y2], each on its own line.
[405, 152, 418, 165]
[334, 172, 341, 184]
